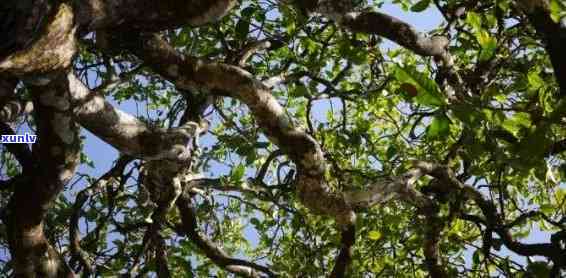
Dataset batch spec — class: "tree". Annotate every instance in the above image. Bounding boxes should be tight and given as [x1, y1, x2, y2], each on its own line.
[0, 0, 565, 276]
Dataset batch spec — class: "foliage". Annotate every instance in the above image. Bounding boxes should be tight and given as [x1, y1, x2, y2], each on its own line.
[1, 0, 566, 277]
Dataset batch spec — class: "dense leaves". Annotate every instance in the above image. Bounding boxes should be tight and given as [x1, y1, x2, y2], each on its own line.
[1, 0, 566, 277]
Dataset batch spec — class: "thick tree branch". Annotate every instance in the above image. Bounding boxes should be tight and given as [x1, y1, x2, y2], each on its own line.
[0, 0, 55, 61]
[517, 0, 566, 96]
[343, 169, 431, 209]
[124, 33, 357, 225]
[6, 73, 80, 277]
[66, 72, 200, 161]
[0, 0, 238, 77]
[77, 0, 237, 32]
[287, 0, 450, 61]
[334, 11, 449, 59]
[0, 2, 77, 76]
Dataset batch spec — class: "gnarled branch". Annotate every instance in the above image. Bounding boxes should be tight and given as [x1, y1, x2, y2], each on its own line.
[67, 72, 200, 161]
[176, 192, 277, 277]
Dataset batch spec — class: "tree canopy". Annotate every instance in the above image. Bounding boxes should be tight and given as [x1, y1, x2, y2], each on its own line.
[1, 0, 566, 277]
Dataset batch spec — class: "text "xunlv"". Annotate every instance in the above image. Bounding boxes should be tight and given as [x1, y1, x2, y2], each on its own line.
[1, 133, 37, 144]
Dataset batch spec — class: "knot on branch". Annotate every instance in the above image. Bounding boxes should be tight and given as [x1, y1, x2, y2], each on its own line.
[0, 3, 77, 76]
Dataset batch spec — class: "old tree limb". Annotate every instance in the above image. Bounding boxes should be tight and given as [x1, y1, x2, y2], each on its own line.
[0, 0, 565, 277]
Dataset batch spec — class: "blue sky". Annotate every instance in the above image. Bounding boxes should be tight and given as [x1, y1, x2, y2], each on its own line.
[74, 1, 549, 269]
[0, 1, 553, 272]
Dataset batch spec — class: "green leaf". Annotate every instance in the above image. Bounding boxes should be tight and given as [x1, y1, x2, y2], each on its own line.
[501, 112, 531, 137]
[293, 84, 309, 97]
[426, 114, 451, 139]
[466, 12, 482, 31]
[550, 0, 566, 23]
[386, 145, 398, 160]
[235, 19, 250, 40]
[527, 261, 551, 277]
[250, 217, 261, 227]
[368, 230, 382, 240]
[476, 30, 497, 61]
[527, 69, 544, 91]
[539, 204, 554, 215]
[394, 65, 445, 107]
[303, 38, 319, 54]
[231, 164, 246, 182]
[472, 250, 481, 266]
[410, 0, 430, 12]
[241, 6, 256, 17]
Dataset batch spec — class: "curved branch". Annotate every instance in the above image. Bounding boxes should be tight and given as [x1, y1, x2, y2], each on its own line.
[337, 11, 449, 59]
[6, 73, 80, 277]
[66, 72, 201, 161]
[176, 193, 277, 277]
[236, 40, 272, 67]
[69, 156, 132, 274]
[287, 0, 450, 60]
[255, 149, 284, 183]
[78, 0, 237, 31]
[416, 162, 566, 262]
[125, 33, 357, 224]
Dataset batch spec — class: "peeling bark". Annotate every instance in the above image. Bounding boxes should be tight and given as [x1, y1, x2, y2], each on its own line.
[123, 34, 358, 225]
[0, 2, 77, 76]
[0, 98, 33, 123]
[6, 73, 80, 278]
[0, 0, 238, 77]
[67, 72, 198, 161]
[0, 0, 55, 61]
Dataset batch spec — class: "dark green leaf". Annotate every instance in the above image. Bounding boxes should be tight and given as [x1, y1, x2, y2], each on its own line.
[410, 0, 430, 12]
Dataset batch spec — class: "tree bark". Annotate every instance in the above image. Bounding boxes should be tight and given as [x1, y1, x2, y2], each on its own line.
[5, 73, 80, 277]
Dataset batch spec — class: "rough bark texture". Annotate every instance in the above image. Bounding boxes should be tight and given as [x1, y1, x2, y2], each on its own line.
[6, 73, 80, 277]
[77, 0, 237, 31]
[0, 2, 77, 76]
[120, 33, 358, 225]
[68, 73, 198, 161]
[0, 0, 55, 61]
[291, 0, 450, 60]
